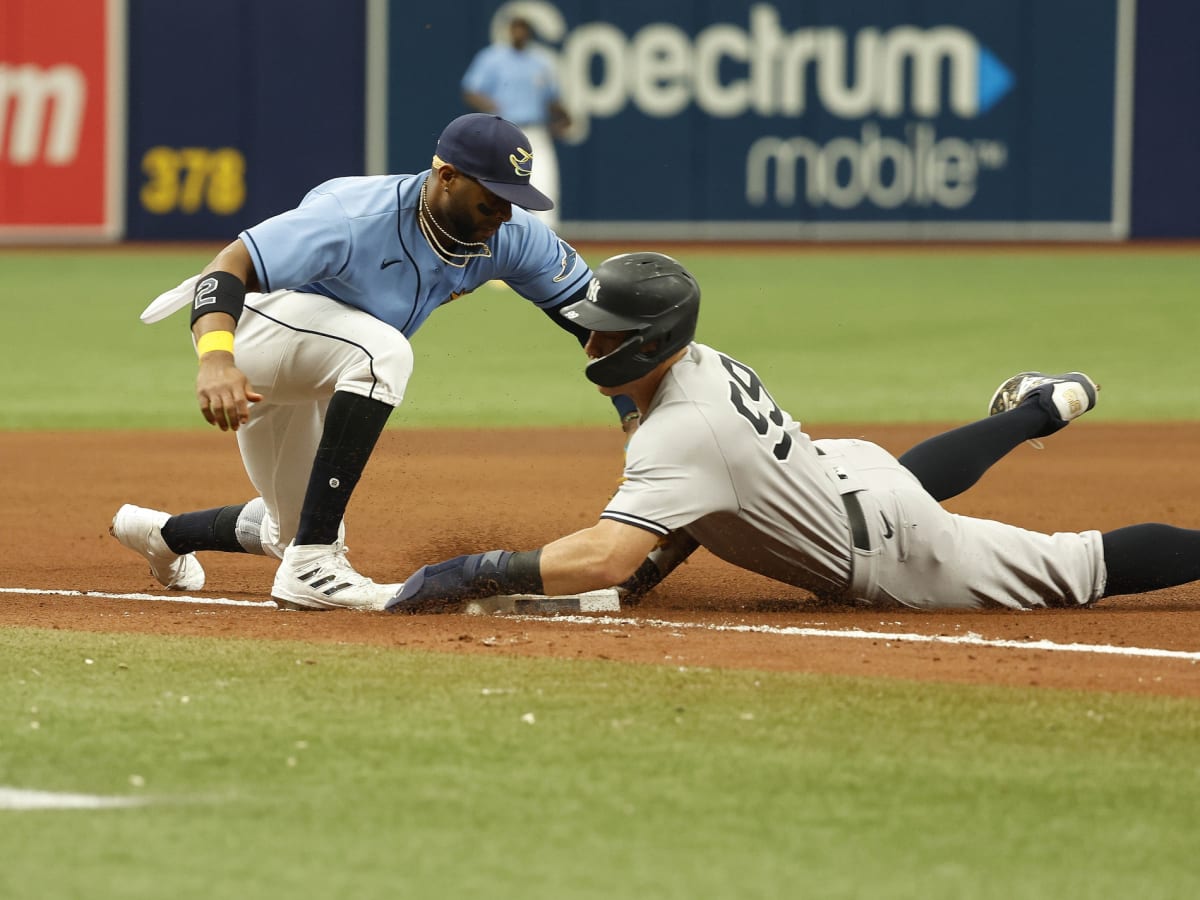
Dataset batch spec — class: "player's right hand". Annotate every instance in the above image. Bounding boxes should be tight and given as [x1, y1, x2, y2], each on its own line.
[196, 356, 263, 432]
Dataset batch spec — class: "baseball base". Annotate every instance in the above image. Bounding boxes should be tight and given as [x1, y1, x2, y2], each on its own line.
[464, 589, 621, 616]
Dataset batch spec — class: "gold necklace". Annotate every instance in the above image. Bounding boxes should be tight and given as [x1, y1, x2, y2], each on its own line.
[418, 179, 492, 268]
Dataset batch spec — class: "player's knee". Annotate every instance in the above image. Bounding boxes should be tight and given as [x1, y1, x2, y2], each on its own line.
[335, 331, 413, 406]
[371, 334, 414, 394]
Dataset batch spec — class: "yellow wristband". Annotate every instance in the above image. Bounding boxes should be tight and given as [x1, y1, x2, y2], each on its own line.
[196, 330, 235, 358]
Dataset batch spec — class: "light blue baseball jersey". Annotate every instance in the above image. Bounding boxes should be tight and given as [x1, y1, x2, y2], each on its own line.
[461, 45, 560, 126]
[239, 172, 589, 337]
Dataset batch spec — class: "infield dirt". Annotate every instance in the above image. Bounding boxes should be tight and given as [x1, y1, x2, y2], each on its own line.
[3, 423, 1200, 697]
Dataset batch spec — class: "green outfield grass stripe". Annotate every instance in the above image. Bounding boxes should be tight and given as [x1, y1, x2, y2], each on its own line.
[4, 248, 1199, 428]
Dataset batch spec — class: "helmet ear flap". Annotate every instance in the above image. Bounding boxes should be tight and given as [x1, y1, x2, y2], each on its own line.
[584, 333, 646, 388]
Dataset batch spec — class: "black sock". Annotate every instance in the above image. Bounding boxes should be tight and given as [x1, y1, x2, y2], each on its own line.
[294, 391, 394, 546]
[1102, 524, 1200, 597]
[898, 405, 1049, 501]
[161, 504, 247, 554]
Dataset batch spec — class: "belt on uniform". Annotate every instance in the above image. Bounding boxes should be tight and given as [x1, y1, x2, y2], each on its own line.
[816, 446, 871, 551]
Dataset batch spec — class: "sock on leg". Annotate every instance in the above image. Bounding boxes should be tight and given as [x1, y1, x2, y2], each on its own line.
[294, 391, 394, 546]
[1101, 523, 1200, 597]
[898, 404, 1050, 501]
[161, 504, 248, 554]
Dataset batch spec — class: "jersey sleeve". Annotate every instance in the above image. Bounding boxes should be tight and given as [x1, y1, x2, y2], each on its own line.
[600, 404, 738, 536]
[239, 188, 353, 293]
[496, 216, 592, 308]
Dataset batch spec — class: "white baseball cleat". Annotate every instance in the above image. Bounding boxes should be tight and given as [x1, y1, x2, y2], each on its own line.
[109, 504, 206, 591]
[988, 371, 1099, 449]
[272, 542, 400, 611]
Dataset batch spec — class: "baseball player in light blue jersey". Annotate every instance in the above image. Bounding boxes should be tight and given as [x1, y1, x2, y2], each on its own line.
[387, 252, 1200, 614]
[111, 114, 632, 611]
[462, 15, 571, 227]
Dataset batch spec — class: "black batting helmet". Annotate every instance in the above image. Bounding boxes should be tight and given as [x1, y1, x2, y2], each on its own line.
[562, 252, 701, 387]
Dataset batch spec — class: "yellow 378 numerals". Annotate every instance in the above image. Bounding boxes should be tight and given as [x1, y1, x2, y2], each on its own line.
[140, 146, 247, 215]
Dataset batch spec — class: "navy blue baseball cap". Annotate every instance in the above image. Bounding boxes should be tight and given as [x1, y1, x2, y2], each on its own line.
[433, 113, 554, 211]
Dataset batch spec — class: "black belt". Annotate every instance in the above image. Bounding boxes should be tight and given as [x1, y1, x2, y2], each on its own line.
[816, 446, 871, 551]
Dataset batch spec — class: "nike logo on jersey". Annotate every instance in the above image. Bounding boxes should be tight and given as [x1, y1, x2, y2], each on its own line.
[880, 511, 895, 539]
[380, 258, 404, 269]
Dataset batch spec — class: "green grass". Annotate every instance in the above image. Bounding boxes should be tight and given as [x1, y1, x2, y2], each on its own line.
[2, 246, 1197, 428]
[2, 626, 1198, 900]
[4, 245, 1198, 898]
[688, 251, 1200, 423]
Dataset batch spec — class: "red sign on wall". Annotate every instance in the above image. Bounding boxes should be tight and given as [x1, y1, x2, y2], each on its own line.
[0, 0, 123, 238]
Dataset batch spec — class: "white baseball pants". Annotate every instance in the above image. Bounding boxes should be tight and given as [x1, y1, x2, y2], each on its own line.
[231, 290, 413, 557]
[816, 439, 1107, 610]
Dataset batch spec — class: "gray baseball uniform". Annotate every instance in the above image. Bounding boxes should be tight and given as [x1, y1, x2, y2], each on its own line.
[601, 343, 1106, 610]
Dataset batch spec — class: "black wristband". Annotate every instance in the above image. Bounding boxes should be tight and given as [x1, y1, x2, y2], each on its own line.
[505, 549, 544, 594]
[190, 271, 246, 327]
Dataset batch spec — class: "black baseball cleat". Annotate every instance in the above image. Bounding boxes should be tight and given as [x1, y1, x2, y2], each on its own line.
[987, 371, 1100, 449]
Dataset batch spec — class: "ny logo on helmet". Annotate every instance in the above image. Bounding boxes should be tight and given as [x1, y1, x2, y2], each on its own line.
[563, 277, 600, 318]
[509, 147, 533, 177]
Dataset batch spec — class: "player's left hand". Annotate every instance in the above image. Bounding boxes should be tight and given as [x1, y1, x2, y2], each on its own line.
[196, 356, 263, 432]
[383, 564, 462, 614]
[384, 552, 513, 613]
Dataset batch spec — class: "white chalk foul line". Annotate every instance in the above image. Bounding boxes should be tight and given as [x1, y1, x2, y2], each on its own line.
[0, 587, 276, 608]
[0, 787, 150, 811]
[514, 614, 1200, 662]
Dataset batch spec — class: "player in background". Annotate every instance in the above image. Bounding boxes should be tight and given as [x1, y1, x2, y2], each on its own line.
[111, 114, 635, 611]
[462, 14, 571, 228]
[387, 252, 1200, 613]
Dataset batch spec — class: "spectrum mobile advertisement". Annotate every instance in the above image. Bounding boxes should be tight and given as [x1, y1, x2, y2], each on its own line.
[390, 0, 1132, 239]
